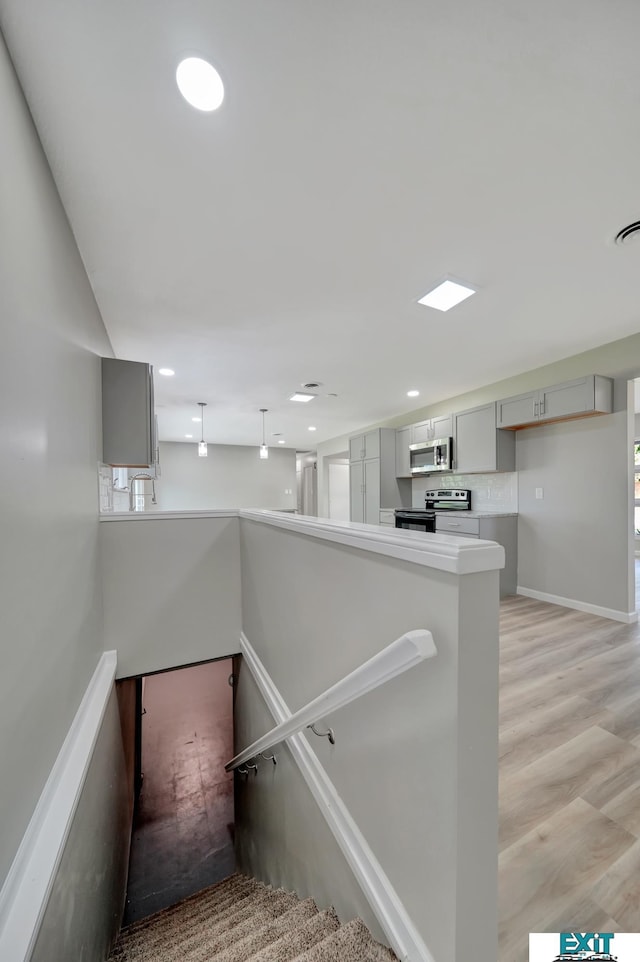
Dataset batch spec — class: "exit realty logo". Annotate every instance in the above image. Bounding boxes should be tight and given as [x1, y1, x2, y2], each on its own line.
[530, 932, 640, 960]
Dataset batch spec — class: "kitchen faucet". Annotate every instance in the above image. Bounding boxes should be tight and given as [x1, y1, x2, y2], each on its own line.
[129, 473, 157, 511]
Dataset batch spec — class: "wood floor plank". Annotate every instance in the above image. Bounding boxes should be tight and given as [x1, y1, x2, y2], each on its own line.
[591, 840, 640, 931]
[498, 589, 640, 962]
[499, 726, 640, 850]
[499, 797, 633, 962]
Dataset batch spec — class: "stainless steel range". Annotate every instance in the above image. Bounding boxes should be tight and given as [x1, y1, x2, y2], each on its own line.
[394, 488, 471, 533]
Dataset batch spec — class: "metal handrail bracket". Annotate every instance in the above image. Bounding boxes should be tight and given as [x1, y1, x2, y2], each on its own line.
[225, 628, 436, 772]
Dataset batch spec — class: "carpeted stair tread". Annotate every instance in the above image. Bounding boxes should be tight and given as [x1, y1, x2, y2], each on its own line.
[116, 889, 297, 962]
[289, 919, 398, 962]
[112, 882, 269, 959]
[109, 874, 398, 962]
[115, 874, 257, 944]
[247, 908, 341, 962]
[208, 898, 319, 962]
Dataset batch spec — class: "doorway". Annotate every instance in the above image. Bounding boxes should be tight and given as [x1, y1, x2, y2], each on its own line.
[123, 658, 235, 924]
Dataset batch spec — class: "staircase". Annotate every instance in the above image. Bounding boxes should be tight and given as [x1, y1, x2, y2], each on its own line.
[109, 873, 398, 962]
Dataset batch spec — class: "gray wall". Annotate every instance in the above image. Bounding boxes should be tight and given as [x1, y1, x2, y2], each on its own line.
[237, 518, 499, 962]
[155, 442, 297, 511]
[0, 28, 113, 887]
[29, 688, 132, 962]
[100, 517, 242, 677]
[516, 393, 631, 614]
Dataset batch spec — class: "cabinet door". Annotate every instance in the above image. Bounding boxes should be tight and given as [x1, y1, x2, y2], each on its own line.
[496, 391, 538, 428]
[364, 458, 381, 524]
[411, 420, 432, 444]
[395, 427, 411, 477]
[539, 377, 592, 420]
[454, 403, 498, 473]
[363, 429, 380, 460]
[349, 460, 364, 522]
[431, 414, 453, 440]
[102, 358, 154, 466]
[349, 435, 364, 462]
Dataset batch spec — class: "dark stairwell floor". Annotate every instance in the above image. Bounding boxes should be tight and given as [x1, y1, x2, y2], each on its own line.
[123, 659, 235, 924]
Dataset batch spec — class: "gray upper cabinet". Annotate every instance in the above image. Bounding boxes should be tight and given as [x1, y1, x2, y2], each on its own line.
[496, 375, 613, 429]
[453, 402, 515, 474]
[349, 429, 380, 461]
[395, 426, 411, 478]
[410, 415, 453, 444]
[102, 358, 155, 466]
[411, 420, 432, 444]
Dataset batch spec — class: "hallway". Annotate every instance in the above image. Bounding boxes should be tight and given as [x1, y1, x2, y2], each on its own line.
[123, 659, 235, 924]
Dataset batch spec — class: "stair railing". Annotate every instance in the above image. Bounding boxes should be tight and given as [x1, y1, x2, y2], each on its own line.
[225, 628, 436, 773]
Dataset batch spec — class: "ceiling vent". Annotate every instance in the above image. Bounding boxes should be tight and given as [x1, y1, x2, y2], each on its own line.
[302, 381, 322, 389]
[614, 221, 640, 246]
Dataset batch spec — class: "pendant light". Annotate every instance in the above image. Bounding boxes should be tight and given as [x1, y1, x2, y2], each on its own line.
[259, 408, 269, 460]
[197, 402, 208, 457]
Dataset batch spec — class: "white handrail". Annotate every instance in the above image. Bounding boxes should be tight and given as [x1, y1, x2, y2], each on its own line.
[225, 629, 436, 772]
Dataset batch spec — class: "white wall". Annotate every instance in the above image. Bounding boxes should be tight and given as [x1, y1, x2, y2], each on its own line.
[517, 390, 633, 618]
[237, 516, 499, 962]
[154, 441, 297, 511]
[100, 516, 242, 678]
[0, 27, 114, 889]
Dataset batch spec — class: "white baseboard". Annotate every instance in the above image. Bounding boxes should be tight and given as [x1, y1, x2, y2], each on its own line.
[517, 586, 637, 624]
[239, 632, 434, 962]
[0, 650, 117, 962]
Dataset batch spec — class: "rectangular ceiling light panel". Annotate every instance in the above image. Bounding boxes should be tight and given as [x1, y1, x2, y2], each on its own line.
[418, 279, 476, 312]
[289, 392, 316, 402]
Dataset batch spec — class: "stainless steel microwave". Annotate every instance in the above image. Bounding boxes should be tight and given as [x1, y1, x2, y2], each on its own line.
[409, 437, 452, 475]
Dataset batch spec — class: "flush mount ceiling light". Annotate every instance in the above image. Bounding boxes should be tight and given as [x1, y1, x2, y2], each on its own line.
[185, 434, 193, 438]
[289, 392, 316, 403]
[418, 279, 476, 312]
[308, 426, 317, 432]
[259, 409, 269, 460]
[176, 57, 224, 111]
[158, 368, 175, 376]
[197, 402, 208, 457]
[407, 390, 420, 397]
[278, 439, 286, 444]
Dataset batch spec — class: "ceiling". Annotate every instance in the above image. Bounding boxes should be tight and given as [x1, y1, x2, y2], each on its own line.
[2, 1, 640, 448]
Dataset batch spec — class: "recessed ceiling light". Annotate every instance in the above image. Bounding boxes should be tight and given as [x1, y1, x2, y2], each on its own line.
[176, 57, 224, 112]
[158, 368, 175, 376]
[192, 417, 201, 422]
[290, 392, 316, 403]
[407, 390, 420, 397]
[185, 434, 193, 438]
[418, 279, 476, 312]
[308, 426, 317, 431]
[278, 439, 286, 444]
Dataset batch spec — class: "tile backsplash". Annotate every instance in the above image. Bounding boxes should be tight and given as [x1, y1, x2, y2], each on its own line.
[412, 472, 518, 511]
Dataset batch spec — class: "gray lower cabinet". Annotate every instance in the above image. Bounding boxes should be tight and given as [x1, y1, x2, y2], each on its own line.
[453, 402, 515, 473]
[435, 514, 517, 596]
[102, 358, 156, 467]
[496, 375, 613, 429]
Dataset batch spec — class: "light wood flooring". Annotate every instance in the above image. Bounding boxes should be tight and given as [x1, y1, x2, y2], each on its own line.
[499, 589, 640, 961]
